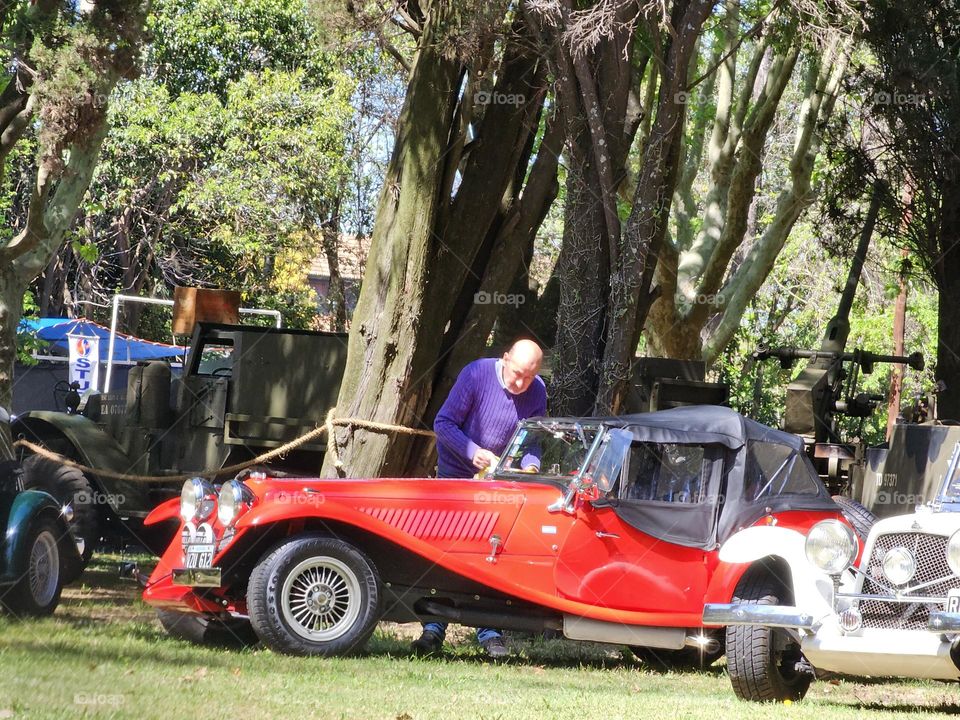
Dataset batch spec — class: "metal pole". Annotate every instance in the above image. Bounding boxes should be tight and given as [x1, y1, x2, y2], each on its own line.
[104, 295, 121, 392]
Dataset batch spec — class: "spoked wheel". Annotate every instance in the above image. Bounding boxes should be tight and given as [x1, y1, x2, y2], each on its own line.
[725, 571, 812, 702]
[2, 519, 64, 617]
[247, 535, 380, 656]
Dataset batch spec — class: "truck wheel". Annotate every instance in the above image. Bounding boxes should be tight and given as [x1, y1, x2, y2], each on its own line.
[725, 572, 812, 702]
[157, 609, 258, 647]
[21, 455, 97, 583]
[247, 535, 380, 656]
[1, 518, 64, 617]
[832, 495, 876, 542]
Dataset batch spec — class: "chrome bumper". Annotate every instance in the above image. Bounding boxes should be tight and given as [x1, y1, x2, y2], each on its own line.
[703, 603, 816, 629]
[929, 612, 960, 633]
[172, 567, 222, 587]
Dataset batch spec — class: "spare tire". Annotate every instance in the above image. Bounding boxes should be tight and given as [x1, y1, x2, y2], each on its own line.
[832, 495, 876, 542]
[21, 454, 98, 583]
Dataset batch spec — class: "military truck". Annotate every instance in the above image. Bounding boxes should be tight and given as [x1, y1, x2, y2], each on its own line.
[12, 322, 348, 570]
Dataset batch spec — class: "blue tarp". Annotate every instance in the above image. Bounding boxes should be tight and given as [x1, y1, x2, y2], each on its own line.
[19, 318, 184, 362]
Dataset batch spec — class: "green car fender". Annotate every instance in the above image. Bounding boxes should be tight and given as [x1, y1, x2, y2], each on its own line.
[1, 489, 72, 584]
[12, 411, 151, 517]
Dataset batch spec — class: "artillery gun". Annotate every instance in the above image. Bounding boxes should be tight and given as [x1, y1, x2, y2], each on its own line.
[755, 193, 925, 509]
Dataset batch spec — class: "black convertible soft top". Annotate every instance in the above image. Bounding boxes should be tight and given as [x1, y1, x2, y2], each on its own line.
[532, 406, 838, 549]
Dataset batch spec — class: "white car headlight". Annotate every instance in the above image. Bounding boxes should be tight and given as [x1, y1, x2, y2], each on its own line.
[947, 530, 960, 576]
[217, 480, 245, 526]
[805, 519, 858, 575]
[882, 546, 916, 586]
[180, 478, 214, 522]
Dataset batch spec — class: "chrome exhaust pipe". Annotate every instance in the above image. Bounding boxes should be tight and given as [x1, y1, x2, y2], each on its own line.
[684, 633, 721, 655]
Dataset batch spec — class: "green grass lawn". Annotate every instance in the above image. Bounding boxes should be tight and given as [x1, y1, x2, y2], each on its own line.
[1, 556, 959, 719]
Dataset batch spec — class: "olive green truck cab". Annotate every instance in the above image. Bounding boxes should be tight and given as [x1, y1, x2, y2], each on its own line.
[12, 322, 347, 569]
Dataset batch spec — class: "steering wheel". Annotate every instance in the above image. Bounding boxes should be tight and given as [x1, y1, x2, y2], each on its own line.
[211, 367, 232, 377]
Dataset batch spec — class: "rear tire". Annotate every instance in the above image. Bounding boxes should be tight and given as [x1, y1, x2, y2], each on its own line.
[725, 571, 812, 702]
[157, 609, 258, 647]
[21, 454, 97, 583]
[247, 535, 380, 656]
[1, 518, 64, 617]
[832, 495, 876, 542]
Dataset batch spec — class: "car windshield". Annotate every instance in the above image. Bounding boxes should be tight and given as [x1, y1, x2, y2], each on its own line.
[493, 421, 603, 481]
[936, 441, 960, 506]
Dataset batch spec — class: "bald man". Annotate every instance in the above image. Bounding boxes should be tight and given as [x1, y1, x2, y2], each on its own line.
[412, 339, 547, 658]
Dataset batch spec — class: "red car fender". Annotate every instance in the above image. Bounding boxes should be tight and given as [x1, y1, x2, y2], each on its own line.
[145, 497, 180, 526]
[703, 525, 836, 622]
[232, 498, 703, 627]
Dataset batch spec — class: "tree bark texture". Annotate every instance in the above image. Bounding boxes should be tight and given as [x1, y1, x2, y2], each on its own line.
[594, 0, 714, 413]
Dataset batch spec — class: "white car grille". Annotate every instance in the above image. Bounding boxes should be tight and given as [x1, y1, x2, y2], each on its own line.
[859, 532, 960, 630]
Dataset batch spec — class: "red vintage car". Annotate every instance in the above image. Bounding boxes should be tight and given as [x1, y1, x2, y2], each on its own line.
[143, 405, 847, 676]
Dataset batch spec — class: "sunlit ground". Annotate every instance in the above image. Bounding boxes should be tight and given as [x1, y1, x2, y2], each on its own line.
[0, 555, 958, 719]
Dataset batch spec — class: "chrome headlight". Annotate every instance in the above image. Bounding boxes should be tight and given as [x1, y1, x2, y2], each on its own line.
[180, 478, 214, 522]
[805, 520, 858, 574]
[217, 480, 245, 526]
[882, 546, 916, 585]
[947, 530, 960, 576]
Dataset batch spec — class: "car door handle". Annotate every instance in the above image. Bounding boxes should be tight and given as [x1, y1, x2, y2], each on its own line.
[595, 531, 620, 539]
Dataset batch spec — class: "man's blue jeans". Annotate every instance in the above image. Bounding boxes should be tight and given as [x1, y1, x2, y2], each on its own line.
[423, 621, 501, 644]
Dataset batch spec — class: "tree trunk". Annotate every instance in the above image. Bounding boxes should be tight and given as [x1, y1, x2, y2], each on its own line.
[319, 4, 465, 478]
[595, 0, 713, 413]
[935, 175, 960, 419]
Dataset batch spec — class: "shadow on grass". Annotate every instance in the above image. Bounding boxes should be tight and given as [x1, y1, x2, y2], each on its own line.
[364, 631, 725, 675]
[823, 700, 960, 715]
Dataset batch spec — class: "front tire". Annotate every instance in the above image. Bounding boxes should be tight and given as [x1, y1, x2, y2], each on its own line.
[1, 518, 64, 617]
[247, 535, 381, 656]
[832, 495, 876, 542]
[725, 571, 812, 702]
[21, 454, 97, 582]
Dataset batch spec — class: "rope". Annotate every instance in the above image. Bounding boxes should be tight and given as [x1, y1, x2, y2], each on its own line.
[12, 409, 435, 483]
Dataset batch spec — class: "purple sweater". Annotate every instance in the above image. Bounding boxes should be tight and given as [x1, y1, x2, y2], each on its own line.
[434, 358, 547, 478]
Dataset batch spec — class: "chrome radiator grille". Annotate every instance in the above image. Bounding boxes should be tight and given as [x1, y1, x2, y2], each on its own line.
[859, 532, 960, 630]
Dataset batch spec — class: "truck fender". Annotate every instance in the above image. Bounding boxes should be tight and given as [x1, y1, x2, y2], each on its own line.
[12, 412, 149, 516]
[715, 525, 835, 618]
[1, 489, 75, 583]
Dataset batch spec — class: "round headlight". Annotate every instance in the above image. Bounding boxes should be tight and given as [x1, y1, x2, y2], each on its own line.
[180, 479, 202, 521]
[218, 480, 244, 526]
[805, 519, 858, 575]
[882, 546, 916, 586]
[947, 530, 960, 577]
[180, 478, 214, 522]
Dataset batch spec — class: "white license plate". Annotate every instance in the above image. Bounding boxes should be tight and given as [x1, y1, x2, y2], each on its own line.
[185, 544, 215, 569]
[946, 589, 960, 613]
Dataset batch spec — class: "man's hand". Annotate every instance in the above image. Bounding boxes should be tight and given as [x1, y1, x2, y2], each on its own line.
[472, 448, 499, 471]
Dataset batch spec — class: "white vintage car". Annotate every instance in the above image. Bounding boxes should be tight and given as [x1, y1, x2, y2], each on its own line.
[704, 449, 960, 703]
